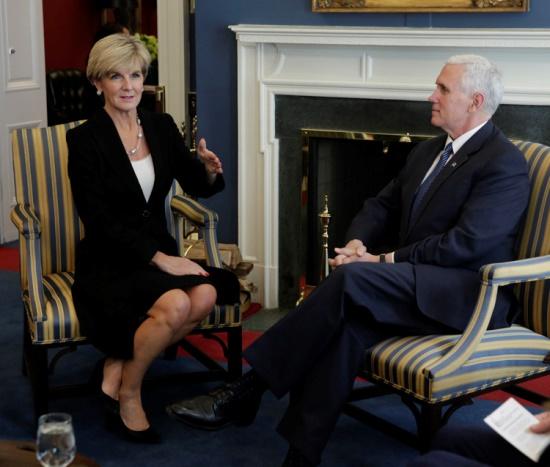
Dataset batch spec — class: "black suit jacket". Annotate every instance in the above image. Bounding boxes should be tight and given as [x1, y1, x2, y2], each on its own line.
[67, 108, 224, 279]
[345, 121, 530, 330]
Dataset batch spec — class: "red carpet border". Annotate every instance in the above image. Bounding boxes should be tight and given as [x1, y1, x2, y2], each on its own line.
[178, 331, 262, 361]
[0, 247, 19, 271]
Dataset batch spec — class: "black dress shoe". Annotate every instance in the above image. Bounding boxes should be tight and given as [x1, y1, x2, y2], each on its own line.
[281, 447, 315, 467]
[105, 412, 161, 444]
[166, 371, 264, 430]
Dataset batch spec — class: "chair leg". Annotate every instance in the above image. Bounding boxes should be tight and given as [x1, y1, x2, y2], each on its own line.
[22, 315, 28, 376]
[417, 404, 442, 453]
[22, 315, 49, 420]
[24, 332, 49, 421]
[226, 327, 243, 380]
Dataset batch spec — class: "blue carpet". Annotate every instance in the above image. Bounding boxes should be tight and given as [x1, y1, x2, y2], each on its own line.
[0, 268, 513, 466]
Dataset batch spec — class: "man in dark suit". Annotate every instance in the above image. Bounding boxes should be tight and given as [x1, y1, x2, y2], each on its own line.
[167, 55, 530, 466]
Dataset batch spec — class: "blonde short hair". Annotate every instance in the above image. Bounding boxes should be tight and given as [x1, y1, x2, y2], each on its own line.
[87, 33, 151, 81]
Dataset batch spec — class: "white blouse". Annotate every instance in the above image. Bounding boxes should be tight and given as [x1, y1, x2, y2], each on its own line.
[130, 154, 155, 201]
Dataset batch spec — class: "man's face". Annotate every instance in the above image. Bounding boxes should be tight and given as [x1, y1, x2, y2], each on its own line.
[428, 64, 475, 138]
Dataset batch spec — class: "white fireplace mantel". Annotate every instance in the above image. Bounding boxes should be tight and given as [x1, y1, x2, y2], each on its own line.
[229, 24, 550, 308]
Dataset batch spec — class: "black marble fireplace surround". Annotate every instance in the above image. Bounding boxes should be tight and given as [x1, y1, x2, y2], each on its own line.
[276, 95, 550, 307]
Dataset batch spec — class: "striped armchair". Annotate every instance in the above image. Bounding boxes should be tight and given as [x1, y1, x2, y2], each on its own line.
[11, 122, 242, 419]
[345, 140, 550, 449]
[168, 189, 243, 378]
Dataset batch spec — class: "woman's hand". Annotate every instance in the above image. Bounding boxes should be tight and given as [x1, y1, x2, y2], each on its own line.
[197, 138, 223, 175]
[151, 251, 209, 277]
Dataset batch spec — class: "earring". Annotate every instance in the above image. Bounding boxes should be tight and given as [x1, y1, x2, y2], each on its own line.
[96, 90, 102, 96]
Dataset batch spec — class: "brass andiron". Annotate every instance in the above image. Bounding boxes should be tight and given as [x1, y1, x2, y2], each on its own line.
[319, 194, 331, 281]
[296, 194, 331, 306]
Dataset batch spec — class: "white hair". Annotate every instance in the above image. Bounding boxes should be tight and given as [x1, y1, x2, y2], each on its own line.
[446, 54, 504, 116]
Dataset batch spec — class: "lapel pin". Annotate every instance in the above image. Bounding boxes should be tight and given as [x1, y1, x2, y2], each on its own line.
[451, 162, 457, 168]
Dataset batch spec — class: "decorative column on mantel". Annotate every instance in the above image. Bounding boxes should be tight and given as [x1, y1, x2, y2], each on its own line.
[229, 24, 550, 308]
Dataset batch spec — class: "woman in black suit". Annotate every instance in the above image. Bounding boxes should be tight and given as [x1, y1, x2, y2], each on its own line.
[67, 34, 239, 443]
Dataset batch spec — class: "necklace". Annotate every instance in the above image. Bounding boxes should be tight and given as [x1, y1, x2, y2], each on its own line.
[127, 118, 143, 157]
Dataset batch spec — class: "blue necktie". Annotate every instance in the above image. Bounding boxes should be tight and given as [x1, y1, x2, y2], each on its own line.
[409, 142, 454, 223]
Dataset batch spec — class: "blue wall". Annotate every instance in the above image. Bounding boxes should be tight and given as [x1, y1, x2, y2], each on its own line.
[195, 0, 547, 242]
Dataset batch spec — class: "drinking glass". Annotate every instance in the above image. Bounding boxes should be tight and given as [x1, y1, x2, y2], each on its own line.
[36, 412, 76, 467]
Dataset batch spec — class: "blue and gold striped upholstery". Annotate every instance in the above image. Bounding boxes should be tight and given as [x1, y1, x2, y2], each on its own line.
[513, 141, 550, 334]
[364, 141, 550, 403]
[170, 192, 242, 329]
[11, 122, 85, 344]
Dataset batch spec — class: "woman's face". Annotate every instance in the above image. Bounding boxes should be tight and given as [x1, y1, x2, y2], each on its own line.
[95, 63, 144, 114]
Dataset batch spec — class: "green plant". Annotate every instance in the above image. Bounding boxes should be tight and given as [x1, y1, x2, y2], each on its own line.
[137, 33, 158, 62]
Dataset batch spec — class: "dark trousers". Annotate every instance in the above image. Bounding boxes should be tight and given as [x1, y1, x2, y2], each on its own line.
[244, 262, 453, 465]
[408, 424, 550, 467]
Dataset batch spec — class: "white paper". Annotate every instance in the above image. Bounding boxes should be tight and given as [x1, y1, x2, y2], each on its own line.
[484, 397, 550, 463]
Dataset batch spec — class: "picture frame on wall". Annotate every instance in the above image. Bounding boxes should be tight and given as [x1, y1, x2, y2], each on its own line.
[312, 0, 529, 13]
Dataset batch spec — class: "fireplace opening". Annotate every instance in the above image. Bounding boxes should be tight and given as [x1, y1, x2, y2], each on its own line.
[301, 129, 432, 290]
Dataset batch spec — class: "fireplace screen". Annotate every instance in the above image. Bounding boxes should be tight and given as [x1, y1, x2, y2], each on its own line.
[300, 129, 433, 288]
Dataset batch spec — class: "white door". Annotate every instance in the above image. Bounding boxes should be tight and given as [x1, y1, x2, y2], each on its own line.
[0, 0, 47, 244]
[157, 0, 187, 128]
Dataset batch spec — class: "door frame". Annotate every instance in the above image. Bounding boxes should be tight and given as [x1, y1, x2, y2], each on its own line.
[0, 0, 47, 244]
[157, 0, 187, 130]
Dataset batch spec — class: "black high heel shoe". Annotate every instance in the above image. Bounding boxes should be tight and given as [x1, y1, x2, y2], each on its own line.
[100, 388, 120, 416]
[105, 411, 161, 444]
[91, 358, 120, 416]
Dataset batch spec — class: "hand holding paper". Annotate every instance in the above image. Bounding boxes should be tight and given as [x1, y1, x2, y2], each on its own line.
[484, 398, 550, 463]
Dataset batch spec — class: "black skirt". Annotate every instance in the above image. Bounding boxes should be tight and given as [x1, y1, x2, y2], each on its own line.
[72, 265, 240, 359]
